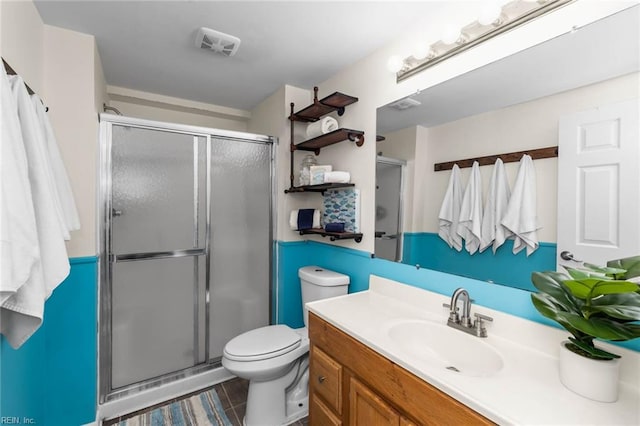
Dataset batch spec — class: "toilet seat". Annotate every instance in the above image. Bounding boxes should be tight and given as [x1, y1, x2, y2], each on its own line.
[224, 325, 302, 362]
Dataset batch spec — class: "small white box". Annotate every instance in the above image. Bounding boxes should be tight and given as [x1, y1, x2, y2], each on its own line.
[310, 165, 332, 185]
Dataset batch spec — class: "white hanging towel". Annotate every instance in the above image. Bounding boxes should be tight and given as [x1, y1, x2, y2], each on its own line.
[501, 154, 540, 256]
[437, 164, 463, 251]
[457, 161, 483, 255]
[0, 63, 40, 306]
[9, 76, 70, 296]
[480, 158, 513, 253]
[31, 94, 81, 237]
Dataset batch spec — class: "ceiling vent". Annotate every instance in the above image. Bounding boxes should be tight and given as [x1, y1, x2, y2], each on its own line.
[195, 27, 241, 57]
[387, 97, 422, 111]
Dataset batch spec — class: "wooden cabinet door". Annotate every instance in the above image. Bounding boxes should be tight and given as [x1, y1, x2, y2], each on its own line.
[349, 377, 400, 426]
[310, 393, 342, 426]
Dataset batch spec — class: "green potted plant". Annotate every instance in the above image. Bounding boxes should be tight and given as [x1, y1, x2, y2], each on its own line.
[530, 255, 640, 402]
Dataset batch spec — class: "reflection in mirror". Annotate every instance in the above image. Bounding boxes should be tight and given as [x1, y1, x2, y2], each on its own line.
[375, 6, 640, 291]
[375, 156, 406, 261]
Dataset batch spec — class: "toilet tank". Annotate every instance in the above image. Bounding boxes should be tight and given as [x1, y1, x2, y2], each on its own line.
[299, 266, 350, 327]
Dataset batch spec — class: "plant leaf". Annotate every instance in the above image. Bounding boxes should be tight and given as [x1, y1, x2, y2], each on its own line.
[563, 279, 639, 299]
[531, 272, 580, 312]
[559, 313, 640, 340]
[563, 267, 608, 280]
[589, 304, 640, 321]
[531, 293, 583, 337]
[567, 337, 620, 359]
[590, 292, 640, 321]
[583, 262, 627, 276]
[608, 256, 640, 279]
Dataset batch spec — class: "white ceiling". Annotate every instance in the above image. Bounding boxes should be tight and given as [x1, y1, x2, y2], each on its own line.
[377, 5, 640, 134]
[33, 1, 448, 111]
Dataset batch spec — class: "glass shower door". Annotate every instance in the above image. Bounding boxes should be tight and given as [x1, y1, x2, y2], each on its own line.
[107, 125, 208, 391]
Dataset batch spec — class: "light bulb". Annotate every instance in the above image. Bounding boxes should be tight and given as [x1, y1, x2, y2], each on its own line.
[386, 55, 404, 73]
[478, 2, 502, 26]
[441, 25, 461, 45]
[412, 43, 431, 61]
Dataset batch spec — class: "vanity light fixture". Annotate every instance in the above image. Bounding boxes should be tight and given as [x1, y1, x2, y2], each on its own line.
[394, 0, 574, 82]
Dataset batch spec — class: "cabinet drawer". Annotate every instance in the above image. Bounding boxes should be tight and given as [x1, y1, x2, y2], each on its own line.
[310, 393, 342, 426]
[310, 345, 342, 414]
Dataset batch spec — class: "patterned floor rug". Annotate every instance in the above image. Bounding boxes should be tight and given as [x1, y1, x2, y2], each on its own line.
[117, 388, 233, 426]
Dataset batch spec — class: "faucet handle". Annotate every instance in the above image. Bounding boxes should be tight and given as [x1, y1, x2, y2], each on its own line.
[442, 303, 459, 322]
[474, 312, 493, 322]
[473, 313, 493, 337]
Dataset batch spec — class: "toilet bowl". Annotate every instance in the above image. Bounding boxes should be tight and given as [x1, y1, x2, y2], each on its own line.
[222, 266, 349, 426]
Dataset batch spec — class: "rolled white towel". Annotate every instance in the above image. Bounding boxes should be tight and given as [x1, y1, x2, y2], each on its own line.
[323, 171, 351, 184]
[289, 209, 321, 230]
[305, 117, 338, 140]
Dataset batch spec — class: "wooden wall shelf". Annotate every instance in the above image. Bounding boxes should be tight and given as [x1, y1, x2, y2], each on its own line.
[285, 183, 355, 194]
[290, 87, 358, 122]
[433, 146, 558, 171]
[296, 129, 365, 153]
[299, 228, 363, 243]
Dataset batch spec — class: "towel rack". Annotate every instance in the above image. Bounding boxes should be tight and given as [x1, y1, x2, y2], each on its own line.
[2, 57, 49, 112]
[433, 146, 558, 171]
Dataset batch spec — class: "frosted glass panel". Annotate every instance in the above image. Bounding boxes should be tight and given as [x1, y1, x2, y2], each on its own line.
[209, 139, 272, 359]
[111, 126, 206, 254]
[111, 256, 199, 388]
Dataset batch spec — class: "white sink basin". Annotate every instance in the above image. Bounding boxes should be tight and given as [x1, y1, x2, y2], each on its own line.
[385, 319, 504, 377]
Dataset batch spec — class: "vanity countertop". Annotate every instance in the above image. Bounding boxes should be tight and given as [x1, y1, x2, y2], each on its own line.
[306, 275, 640, 425]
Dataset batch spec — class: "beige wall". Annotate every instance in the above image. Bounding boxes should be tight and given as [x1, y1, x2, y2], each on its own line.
[0, 0, 44, 93]
[1, 1, 106, 257]
[107, 86, 250, 131]
[43, 25, 105, 256]
[248, 84, 318, 242]
[412, 72, 639, 243]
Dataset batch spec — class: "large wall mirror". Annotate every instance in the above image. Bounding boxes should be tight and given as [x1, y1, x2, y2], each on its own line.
[375, 6, 639, 292]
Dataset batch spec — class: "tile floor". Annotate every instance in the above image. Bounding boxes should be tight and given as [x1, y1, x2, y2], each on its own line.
[216, 377, 308, 426]
[104, 377, 309, 426]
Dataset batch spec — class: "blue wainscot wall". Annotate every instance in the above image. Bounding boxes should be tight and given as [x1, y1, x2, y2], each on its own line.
[403, 232, 557, 292]
[277, 240, 640, 353]
[0, 257, 97, 426]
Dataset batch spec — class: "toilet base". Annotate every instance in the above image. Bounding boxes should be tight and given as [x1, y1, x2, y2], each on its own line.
[243, 356, 309, 426]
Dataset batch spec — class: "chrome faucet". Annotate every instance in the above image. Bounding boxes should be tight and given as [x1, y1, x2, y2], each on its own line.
[443, 287, 493, 337]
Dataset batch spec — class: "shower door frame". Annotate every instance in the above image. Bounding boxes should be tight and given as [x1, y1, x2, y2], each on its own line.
[98, 114, 277, 403]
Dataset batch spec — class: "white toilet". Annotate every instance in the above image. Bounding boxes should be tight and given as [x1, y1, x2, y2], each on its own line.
[222, 266, 350, 426]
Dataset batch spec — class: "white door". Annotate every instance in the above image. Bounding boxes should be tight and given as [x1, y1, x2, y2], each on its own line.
[557, 99, 640, 270]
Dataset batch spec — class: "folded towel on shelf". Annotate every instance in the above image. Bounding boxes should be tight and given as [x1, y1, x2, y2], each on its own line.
[324, 223, 345, 233]
[289, 209, 321, 230]
[501, 154, 540, 256]
[323, 171, 351, 184]
[480, 158, 513, 253]
[457, 161, 484, 255]
[305, 116, 338, 140]
[438, 164, 463, 251]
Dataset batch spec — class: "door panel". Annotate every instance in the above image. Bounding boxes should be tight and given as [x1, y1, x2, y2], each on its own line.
[111, 126, 206, 255]
[111, 256, 201, 388]
[208, 138, 272, 359]
[558, 99, 640, 268]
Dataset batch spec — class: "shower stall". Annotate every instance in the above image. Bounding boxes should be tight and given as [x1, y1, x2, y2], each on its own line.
[98, 115, 275, 406]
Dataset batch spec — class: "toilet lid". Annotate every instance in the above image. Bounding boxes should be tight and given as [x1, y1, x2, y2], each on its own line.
[224, 325, 301, 362]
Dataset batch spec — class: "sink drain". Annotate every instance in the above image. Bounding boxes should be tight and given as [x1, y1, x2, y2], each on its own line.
[446, 366, 460, 372]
